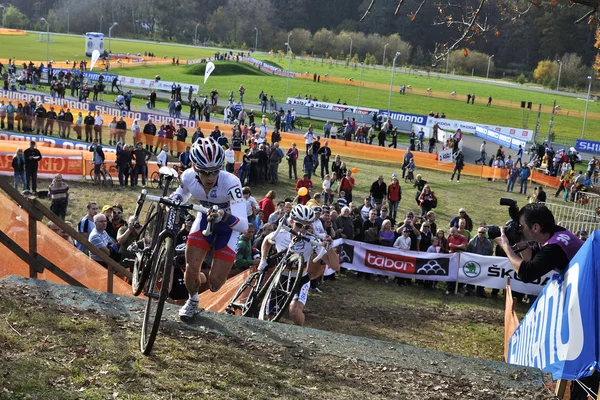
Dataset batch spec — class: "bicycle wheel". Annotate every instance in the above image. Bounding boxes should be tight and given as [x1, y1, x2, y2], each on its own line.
[258, 254, 304, 322]
[132, 204, 163, 296]
[140, 235, 174, 355]
[226, 271, 262, 317]
[102, 172, 114, 187]
[150, 171, 161, 189]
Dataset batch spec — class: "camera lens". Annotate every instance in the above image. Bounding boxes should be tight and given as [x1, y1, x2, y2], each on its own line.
[487, 225, 501, 240]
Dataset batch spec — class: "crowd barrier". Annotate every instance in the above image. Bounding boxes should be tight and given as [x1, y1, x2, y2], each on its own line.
[0, 191, 132, 296]
[0, 89, 561, 188]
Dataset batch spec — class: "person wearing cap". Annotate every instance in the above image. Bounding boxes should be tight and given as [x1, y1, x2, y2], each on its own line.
[450, 208, 473, 232]
[393, 227, 412, 250]
[370, 175, 387, 208]
[100, 205, 118, 240]
[359, 196, 373, 222]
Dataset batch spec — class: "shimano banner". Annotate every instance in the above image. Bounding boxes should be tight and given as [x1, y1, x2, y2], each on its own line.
[507, 231, 600, 380]
[379, 110, 427, 125]
[576, 139, 600, 154]
[458, 253, 553, 296]
[333, 239, 459, 281]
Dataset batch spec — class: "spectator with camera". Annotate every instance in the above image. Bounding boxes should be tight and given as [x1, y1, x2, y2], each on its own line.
[116, 216, 144, 261]
[493, 203, 583, 283]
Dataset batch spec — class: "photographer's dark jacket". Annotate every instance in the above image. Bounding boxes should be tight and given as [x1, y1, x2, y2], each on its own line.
[518, 227, 583, 283]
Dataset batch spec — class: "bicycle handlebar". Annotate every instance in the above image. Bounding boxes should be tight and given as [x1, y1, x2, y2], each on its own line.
[270, 218, 330, 263]
[145, 194, 210, 214]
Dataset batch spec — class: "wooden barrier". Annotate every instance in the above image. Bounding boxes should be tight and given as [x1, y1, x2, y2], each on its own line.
[0, 177, 132, 293]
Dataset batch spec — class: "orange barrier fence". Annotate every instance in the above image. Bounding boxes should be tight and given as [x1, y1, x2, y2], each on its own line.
[0, 28, 26, 35]
[0, 191, 132, 296]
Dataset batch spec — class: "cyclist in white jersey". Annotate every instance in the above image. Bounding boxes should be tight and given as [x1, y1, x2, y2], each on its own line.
[175, 137, 248, 320]
[259, 204, 327, 327]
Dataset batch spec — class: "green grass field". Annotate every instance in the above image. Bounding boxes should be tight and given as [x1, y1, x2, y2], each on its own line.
[115, 62, 600, 144]
[2, 33, 599, 143]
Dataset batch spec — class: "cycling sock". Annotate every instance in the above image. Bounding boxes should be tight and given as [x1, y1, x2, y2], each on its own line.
[189, 293, 199, 302]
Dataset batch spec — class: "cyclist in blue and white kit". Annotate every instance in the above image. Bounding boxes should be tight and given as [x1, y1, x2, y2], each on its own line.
[259, 205, 329, 327]
[175, 137, 248, 320]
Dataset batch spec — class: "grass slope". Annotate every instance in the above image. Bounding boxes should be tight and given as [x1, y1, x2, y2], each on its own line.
[114, 62, 599, 144]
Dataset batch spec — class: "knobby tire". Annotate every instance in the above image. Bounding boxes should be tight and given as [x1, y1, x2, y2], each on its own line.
[140, 235, 174, 355]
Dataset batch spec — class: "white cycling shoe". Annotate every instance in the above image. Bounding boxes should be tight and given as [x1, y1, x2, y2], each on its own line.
[179, 298, 199, 320]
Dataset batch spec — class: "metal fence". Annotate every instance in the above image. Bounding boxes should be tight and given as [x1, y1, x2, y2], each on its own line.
[543, 195, 600, 234]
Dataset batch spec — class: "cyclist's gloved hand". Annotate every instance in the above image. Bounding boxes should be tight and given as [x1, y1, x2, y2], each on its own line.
[258, 257, 268, 272]
[208, 209, 224, 224]
[169, 193, 183, 202]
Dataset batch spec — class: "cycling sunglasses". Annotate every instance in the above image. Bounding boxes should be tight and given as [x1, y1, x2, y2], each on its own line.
[294, 222, 312, 230]
[197, 169, 220, 176]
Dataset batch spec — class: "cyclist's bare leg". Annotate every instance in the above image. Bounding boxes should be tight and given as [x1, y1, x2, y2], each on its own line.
[207, 258, 234, 291]
[184, 245, 208, 295]
[289, 300, 305, 326]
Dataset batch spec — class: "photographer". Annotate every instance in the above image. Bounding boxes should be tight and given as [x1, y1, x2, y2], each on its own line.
[493, 203, 583, 283]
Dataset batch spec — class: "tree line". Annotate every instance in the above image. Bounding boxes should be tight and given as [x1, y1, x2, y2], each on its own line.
[3, 0, 598, 81]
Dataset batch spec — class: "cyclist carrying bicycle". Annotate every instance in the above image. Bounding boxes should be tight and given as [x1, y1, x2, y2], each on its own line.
[258, 205, 333, 327]
[174, 137, 249, 320]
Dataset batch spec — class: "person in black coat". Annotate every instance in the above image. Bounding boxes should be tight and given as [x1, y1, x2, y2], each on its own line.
[23, 141, 42, 192]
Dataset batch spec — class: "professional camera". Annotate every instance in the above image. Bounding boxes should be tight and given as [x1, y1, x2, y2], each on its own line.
[487, 198, 521, 244]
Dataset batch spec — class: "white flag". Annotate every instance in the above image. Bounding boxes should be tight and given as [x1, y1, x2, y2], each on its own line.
[204, 62, 215, 84]
[90, 50, 100, 71]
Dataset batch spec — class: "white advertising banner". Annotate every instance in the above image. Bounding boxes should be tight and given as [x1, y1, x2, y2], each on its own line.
[426, 117, 534, 142]
[438, 149, 454, 163]
[334, 239, 551, 295]
[118, 75, 200, 94]
[286, 98, 379, 115]
[458, 252, 554, 296]
[335, 239, 459, 281]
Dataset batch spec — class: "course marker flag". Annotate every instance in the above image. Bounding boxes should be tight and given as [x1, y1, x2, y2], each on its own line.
[204, 62, 215, 84]
[90, 50, 100, 71]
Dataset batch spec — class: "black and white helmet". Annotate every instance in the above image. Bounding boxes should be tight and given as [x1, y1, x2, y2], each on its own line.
[290, 204, 315, 223]
[190, 137, 225, 171]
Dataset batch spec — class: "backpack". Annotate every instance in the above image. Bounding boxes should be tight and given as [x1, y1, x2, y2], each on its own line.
[364, 227, 378, 243]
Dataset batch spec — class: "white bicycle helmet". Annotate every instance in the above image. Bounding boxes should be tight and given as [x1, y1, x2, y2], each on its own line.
[290, 204, 315, 223]
[190, 137, 225, 171]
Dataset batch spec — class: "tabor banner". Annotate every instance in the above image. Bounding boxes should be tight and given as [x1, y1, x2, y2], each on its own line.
[475, 125, 528, 151]
[334, 239, 459, 281]
[507, 231, 600, 380]
[286, 98, 379, 115]
[118, 75, 200, 94]
[426, 117, 534, 142]
[458, 252, 554, 296]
